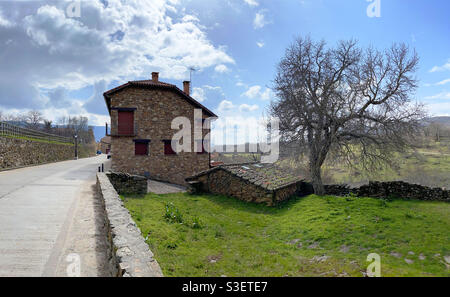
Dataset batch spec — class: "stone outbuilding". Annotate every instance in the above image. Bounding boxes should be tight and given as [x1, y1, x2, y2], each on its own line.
[186, 163, 306, 206]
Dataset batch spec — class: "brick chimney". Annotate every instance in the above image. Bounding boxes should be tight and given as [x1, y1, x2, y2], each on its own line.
[183, 81, 190, 96]
[152, 72, 159, 82]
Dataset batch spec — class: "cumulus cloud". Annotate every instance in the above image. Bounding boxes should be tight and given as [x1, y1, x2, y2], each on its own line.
[218, 100, 235, 112]
[214, 64, 230, 73]
[0, 8, 13, 27]
[0, 0, 234, 123]
[83, 80, 109, 114]
[192, 87, 206, 102]
[256, 41, 265, 48]
[239, 104, 259, 112]
[242, 85, 272, 100]
[253, 10, 270, 29]
[424, 92, 450, 100]
[430, 59, 450, 73]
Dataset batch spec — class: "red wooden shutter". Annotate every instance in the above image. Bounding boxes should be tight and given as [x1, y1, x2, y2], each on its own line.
[118, 111, 134, 135]
[164, 140, 176, 155]
[135, 143, 148, 155]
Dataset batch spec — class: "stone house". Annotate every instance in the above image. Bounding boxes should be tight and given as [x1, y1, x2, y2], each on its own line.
[103, 72, 217, 185]
[99, 136, 111, 154]
[186, 163, 307, 206]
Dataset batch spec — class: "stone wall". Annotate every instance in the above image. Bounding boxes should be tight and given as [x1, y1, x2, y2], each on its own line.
[109, 87, 210, 185]
[324, 181, 449, 202]
[96, 172, 163, 277]
[0, 137, 74, 170]
[195, 169, 301, 206]
[106, 172, 147, 195]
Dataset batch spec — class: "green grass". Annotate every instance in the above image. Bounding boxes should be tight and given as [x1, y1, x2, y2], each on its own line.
[123, 193, 450, 277]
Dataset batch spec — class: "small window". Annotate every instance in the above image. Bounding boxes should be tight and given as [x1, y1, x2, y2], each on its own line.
[163, 140, 176, 155]
[134, 139, 150, 156]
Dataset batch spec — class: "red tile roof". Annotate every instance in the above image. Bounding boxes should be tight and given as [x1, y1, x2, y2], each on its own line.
[103, 79, 217, 117]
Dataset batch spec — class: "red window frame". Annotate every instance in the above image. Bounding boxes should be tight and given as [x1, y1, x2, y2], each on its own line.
[118, 110, 134, 135]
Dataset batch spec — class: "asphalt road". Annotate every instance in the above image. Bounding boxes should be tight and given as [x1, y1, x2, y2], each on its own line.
[0, 155, 109, 277]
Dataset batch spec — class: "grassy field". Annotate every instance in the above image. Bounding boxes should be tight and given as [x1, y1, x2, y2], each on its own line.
[275, 142, 450, 189]
[123, 192, 450, 277]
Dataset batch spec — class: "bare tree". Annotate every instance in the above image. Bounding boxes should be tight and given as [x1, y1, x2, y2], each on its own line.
[25, 110, 44, 130]
[270, 37, 424, 195]
[43, 120, 53, 133]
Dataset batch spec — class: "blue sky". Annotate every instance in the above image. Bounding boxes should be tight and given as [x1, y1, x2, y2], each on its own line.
[0, 0, 449, 142]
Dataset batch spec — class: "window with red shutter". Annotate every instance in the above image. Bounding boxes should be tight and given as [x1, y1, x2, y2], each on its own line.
[118, 111, 134, 135]
[134, 139, 150, 155]
[163, 140, 177, 155]
[163, 140, 176, 155]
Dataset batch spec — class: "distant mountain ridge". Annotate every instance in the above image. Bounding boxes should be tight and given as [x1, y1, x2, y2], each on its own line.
[425, 116, 450, 127]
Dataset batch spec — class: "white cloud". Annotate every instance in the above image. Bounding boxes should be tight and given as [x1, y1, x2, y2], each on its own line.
[243, 0, 259, 7]
[218, 100, 235, 112]
[192, 87, 205, 102]
[436, 78, 450, 86]
[253, 10, 270, 29]
[430, 59, 450, 72]
[239, 104, 259, 112]
[256, 41, 264, 48]
[0, 0, 234, 124]
[214, 64, 230, 73]
[242, 85, 273, 100]
[424, 92, 450, 100]
[426, 102, 450, 116]
[0, 8, 13, 27]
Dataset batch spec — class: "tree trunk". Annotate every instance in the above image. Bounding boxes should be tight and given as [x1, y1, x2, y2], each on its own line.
[309, 161, 324, 195]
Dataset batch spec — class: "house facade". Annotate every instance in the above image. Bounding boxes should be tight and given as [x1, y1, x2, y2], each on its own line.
[103, 72, 217, 185]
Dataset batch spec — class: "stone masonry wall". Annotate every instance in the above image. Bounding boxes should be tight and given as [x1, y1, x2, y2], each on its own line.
[106, 172, 147, 195]
[0, 137, 74, 170]
[324, 181, 449, 202]
[197, 169, 273, 205]
[195, 169, 301, 206]
[96, 172, 163, 277]
[109, 87, 210, 185]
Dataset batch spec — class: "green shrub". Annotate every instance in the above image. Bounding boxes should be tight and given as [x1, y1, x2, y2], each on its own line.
[164, 202, 183, 224]
[190, 216, 203, 229]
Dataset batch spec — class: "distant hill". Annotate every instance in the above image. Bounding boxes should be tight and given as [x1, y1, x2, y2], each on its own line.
[426, 116, 450, 127]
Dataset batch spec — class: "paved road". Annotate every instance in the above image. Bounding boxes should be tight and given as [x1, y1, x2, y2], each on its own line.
[0, 156, 109, 277]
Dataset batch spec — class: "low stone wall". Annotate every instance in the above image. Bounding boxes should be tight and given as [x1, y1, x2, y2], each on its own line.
[0, 137, 74, 170]
[106, 172, 147, 195]
[324, 181, 449, 202]
[96, 172, 163, 277]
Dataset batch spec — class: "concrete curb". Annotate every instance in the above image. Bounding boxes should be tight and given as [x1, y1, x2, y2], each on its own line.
[96, 172, 163, 277]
